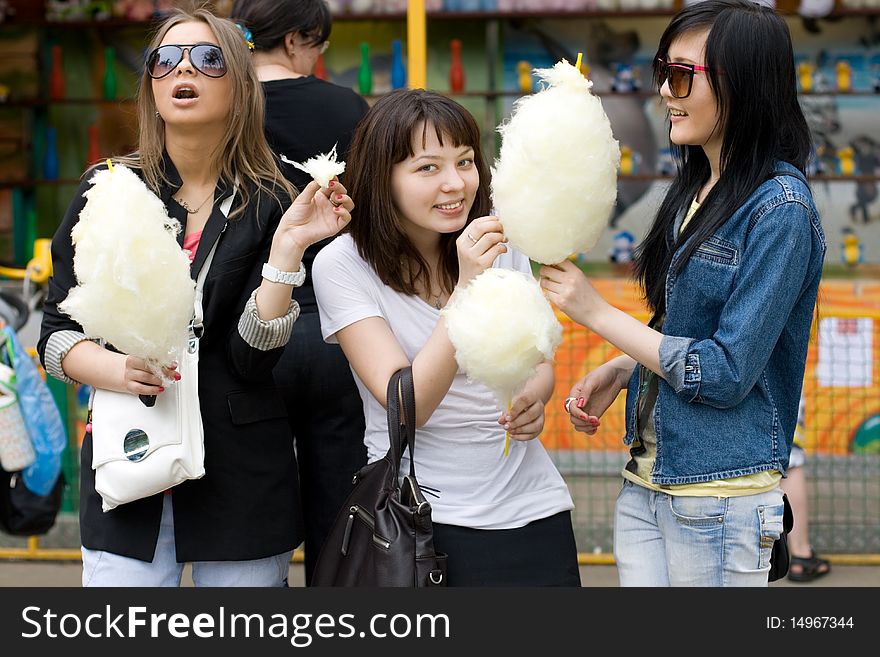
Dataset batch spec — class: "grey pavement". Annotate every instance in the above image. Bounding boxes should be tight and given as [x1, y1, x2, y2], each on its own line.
[0, 560, 877, 587]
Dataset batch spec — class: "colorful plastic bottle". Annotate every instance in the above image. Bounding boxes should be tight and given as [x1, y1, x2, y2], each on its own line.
[358, 42, 372, 96]
[314, 53, 327, 80]
[49, 45, 65, 100]
[391, 39, 406, 90]
[87, 124, 101, 166]
[103, 46, 117, 100]
[836, 60, 852, 93]
[44, 127, 59, 180]
[449, 39, 465, 93]
[517, 61, 532, 94]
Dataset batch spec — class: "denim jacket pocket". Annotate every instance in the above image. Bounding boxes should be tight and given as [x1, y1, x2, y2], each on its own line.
[693, 236, 739, 266]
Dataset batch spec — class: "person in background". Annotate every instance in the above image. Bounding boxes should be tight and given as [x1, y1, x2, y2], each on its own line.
[229, 0, 369, 584]
[541, 0, 825, 586]
[780, 394, 831, 582]
[38, 9, 352, 587]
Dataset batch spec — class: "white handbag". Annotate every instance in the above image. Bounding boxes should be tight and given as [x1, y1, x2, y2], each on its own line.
[90, 193, 231, 512]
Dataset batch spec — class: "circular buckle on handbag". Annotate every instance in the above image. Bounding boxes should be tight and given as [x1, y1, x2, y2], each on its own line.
[416, 501, 431, 516]
[429, 570, 443, 585]
[123, 429, 149, 462]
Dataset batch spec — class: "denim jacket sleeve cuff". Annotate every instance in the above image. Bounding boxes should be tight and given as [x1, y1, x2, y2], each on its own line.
[659, 334, 702, 400]
[44, 330, 94, 385]
[237, 288, 300, 351]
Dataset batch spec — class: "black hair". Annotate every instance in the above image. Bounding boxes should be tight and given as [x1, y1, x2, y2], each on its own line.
[634, 0, 812, 318]
[229, 0, 331, 51]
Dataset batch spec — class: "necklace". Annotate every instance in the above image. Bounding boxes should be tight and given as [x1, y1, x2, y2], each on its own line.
[426, 289, 444, 310]
[174, 189, 214, 215]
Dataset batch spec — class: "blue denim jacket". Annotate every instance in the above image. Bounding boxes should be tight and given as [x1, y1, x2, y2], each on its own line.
[623, 162, 826, 484]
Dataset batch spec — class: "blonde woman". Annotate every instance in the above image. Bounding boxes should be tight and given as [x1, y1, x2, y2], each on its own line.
[38, 9, 352, 587]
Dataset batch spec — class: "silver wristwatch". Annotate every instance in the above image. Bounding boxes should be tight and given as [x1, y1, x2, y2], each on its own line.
[261, 262, 306, 287]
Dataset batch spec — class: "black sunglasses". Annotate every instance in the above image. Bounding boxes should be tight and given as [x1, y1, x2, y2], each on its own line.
[655, 58, 709, 99]
[147, 43, 227, 79]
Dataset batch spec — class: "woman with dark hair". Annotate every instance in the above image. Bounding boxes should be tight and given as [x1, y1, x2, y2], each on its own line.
[540, 0, 826, 586]
[313, 90, 579, 587]
[38, 9, 352, 586]
[229, 0, 369, 585]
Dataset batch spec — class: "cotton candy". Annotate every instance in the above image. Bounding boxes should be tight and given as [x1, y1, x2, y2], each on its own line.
[442, 268, 561, 408]
[59, 163, 195, 375]
[491, 59, 620, 264]
[283, 144, 346, 188]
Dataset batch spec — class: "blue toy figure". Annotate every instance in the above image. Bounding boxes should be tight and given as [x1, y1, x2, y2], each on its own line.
[608, 230, 636, 264]
[656, 147, 676, 176]
[391, 39, 406, 90]
[611, 63, 640, 93]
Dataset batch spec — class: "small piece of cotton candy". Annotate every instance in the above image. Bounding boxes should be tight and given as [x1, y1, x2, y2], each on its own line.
[491, 58, 620, 264]
[283, 144, 346, 188]
[59, 163, 195, 372]
[442, 268, 562, 407]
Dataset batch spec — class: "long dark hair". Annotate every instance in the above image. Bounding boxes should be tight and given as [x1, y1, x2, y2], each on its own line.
[229, 0, 331, 50]
[634, 0, 812, 318]
[346, 89, 492, 297]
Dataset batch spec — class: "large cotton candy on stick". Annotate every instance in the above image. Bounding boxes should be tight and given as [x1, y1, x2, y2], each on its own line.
[442, 268, 562, 455]
[59, 161, 195, 380]
[491, 57, 620, 264]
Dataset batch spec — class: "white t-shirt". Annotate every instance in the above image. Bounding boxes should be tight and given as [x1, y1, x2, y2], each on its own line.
[313, 234, 573, 529]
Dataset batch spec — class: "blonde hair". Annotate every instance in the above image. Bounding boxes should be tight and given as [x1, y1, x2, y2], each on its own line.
[114, 8, 294, 218]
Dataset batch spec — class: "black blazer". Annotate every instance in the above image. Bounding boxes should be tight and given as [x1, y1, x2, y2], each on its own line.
[38, 157, 304, 562]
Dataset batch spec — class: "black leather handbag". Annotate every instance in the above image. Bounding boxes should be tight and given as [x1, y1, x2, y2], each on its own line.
[768, 493, 794, 582]
[312, 367, 447, 587]
[0, 468, 64, 536]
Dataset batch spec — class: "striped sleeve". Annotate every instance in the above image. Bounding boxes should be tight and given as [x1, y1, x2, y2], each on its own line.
[43, 330, 95, 385]
[237, 288, 300, 351]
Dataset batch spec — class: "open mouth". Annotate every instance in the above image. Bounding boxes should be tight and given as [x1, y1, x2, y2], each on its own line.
[669, 108, 688, 117]
[173, 86, 198, 100]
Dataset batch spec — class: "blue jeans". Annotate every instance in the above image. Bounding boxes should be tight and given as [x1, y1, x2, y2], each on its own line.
[613, 479, 785, 587]
[82, 494, 292, 587]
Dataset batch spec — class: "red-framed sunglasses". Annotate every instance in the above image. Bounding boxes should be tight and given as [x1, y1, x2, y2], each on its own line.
[146, 43, 227, 80]
[656, 58, 709, 99]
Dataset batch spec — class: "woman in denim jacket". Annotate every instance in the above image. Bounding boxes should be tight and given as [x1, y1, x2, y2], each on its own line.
[540, 0, 826, 586]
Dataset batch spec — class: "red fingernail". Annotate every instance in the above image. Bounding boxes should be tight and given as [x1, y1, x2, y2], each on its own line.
[576, 397, 585, 408]
[328, 181, 334, 187]
[158, 387, 165, 393]
[174, 372, 181, 381]
[85, 422, 92, 434]
[336, 194, 343, 201]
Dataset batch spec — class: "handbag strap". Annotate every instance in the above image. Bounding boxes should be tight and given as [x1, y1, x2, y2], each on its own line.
[385, 366, 416, 479]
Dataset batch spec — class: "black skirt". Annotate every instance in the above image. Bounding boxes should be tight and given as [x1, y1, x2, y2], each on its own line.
[431, 510, 580, 587]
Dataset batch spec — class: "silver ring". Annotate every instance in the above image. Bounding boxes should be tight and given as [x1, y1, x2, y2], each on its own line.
[467, 232, 477, 244]
[564, 396, 576, 414]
